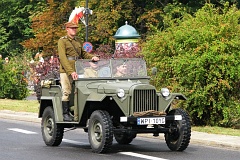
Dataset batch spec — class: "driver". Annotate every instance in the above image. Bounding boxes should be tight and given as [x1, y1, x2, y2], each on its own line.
[84, 61, 99, 77]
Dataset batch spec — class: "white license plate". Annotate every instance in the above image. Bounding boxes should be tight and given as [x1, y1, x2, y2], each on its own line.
[137, 117, 165, 125]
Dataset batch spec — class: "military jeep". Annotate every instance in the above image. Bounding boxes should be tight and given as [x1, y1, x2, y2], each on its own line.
[39, 58, 191, 153]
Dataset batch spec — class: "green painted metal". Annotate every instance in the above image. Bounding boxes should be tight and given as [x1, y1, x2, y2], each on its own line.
[39, 58, 187, 125]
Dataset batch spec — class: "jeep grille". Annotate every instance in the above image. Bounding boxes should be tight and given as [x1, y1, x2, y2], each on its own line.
[133, 89, 158, 112]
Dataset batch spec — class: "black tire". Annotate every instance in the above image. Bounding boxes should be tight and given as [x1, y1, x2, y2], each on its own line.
[164, 108, 191, 151]
[114, 132, 136, 144]
[41, 106, 64, 146]
[88, 110, 113, 153]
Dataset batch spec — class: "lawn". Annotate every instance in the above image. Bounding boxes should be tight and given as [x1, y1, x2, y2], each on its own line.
[0, 99, 39, 113]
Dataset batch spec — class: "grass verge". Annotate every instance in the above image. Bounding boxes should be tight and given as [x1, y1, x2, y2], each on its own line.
[192, 126, 240, 137]
[0, 99, 39, 113]
[0, 98, 239, 136]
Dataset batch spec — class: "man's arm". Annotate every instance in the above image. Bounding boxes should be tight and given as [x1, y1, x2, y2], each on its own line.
[81, 47, 99, 61]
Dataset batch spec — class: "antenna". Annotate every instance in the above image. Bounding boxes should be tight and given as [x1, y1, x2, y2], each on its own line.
[85, 0, 89, 42]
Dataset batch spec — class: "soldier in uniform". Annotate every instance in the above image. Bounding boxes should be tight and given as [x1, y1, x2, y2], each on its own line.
[84, 61, 99, 77]
[58, 21, 99, 121]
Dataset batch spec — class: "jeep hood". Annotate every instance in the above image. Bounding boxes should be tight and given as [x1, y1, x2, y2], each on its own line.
[87, 80, 153, 94]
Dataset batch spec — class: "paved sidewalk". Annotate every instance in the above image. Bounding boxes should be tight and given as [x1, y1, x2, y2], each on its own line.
[0, 109, 239, 150]
[0, 110, 41, 123]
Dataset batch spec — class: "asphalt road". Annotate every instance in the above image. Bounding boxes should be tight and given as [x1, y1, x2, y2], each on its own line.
[0, 118, 239, 160]
[26, 93, 37, 100]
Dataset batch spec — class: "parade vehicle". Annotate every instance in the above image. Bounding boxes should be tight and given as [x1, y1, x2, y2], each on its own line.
[39, 58, 191, 153]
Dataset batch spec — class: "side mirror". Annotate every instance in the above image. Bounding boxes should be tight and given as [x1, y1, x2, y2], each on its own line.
[151, 67, 157, 75]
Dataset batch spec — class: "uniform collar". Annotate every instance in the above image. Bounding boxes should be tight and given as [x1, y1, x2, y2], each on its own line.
[66, 35, 77, 41]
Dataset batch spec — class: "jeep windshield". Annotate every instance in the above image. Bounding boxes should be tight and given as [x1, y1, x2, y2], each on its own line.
[75, 58, 148, 78]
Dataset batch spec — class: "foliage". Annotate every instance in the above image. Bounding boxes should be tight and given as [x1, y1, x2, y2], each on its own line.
[17, 0, 240, 56]
[0, 0, 45, 57]
[30, 55, 60, 102]
[142, 3, 240, 127]
[21, 0, 75, 56]
[0, 0, 239, 58]
[0, 52, 31, 99]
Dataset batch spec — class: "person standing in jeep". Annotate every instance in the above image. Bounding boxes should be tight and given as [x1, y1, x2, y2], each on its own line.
[58, 21, 99, 121]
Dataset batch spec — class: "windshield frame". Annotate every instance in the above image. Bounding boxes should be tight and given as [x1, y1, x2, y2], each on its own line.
[75, 58, 148, 79]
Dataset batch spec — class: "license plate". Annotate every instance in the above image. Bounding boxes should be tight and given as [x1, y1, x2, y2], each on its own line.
[137, 117, 165, 125]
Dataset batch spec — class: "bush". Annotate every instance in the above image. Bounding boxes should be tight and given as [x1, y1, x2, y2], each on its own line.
[142, 3, 240, 127]
[0, 54, 29, 100]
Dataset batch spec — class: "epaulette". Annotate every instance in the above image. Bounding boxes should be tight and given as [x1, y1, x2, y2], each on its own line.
[60, 36, 68, 39]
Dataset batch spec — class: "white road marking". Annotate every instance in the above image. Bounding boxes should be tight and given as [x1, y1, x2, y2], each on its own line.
[119, 152, 169, 160]
[63, 139, 169, 160]
[8, 128, 38, 134]
[63, 139, 88, 145]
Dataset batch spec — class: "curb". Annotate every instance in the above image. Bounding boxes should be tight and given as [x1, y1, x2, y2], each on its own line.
[137, 132, 240, 150]
[0, 110, 41, 123]
[190, 131, 240, 150]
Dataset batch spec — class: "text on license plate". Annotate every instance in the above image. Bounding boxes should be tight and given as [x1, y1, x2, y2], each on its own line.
[137, 117, 165, 125]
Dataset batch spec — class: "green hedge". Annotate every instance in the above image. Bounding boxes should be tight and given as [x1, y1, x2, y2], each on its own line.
[142, 3, 240, 127]
[0, 56, 29, 100]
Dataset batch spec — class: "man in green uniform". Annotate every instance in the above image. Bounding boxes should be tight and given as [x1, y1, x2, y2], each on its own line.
[84, 61, 99, 77]
[58, 21, 99, 121]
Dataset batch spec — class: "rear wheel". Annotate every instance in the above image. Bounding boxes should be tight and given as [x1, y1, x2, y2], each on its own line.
[41, 106, 63, 146]
[88, 110, 113, 153]
[164, 108, 191, 151]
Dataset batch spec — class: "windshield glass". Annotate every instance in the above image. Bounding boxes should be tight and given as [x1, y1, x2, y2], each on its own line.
[75, 58, 147, 78]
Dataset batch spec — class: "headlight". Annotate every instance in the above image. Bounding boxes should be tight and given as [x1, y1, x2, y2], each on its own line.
[117, 88, 125, 98]
[161, 88, 170, 97]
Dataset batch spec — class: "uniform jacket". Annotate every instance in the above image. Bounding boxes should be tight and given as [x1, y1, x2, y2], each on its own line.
[58, 35, 93, 75]
[84, 67, 98, 77]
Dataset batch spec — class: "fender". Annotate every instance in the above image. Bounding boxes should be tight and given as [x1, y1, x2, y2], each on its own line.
[39, 96, 63, 122]
[87, 92, 106, 101]
[158, 93, 187, 112]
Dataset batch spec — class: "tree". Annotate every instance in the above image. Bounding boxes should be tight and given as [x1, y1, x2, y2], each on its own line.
[21, 0, 76, 56]
[142, 2, 240, 127]
[0, 0, 45, 57]
[19, 0, 240, 55]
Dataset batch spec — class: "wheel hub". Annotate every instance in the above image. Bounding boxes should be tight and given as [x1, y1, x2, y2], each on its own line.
[45, 117, 54, 136]
[93, 122, 102, 142]
[168, 122, 180, 141]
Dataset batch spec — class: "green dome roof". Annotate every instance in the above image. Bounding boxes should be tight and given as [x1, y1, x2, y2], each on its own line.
[114, 21, 140, 39]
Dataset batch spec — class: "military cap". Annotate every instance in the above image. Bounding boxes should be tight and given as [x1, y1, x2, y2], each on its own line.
[65, 21, 79, 28]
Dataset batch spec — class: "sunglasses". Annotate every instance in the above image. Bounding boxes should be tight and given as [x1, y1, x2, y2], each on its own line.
[68, 27, 78, 29]
[92, 61, 98, 64]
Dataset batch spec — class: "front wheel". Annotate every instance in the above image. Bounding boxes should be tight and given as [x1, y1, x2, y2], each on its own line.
[164, 108, 191, 151]
[41, 106, 64, 146]
[88, 110, 113, 153]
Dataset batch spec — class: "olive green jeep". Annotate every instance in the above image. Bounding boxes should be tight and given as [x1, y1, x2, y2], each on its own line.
[39, 58, 191, 153]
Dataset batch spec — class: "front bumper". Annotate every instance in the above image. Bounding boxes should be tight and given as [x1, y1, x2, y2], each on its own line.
[114, 115, 182, 134]
[120, 115, 182, 124]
